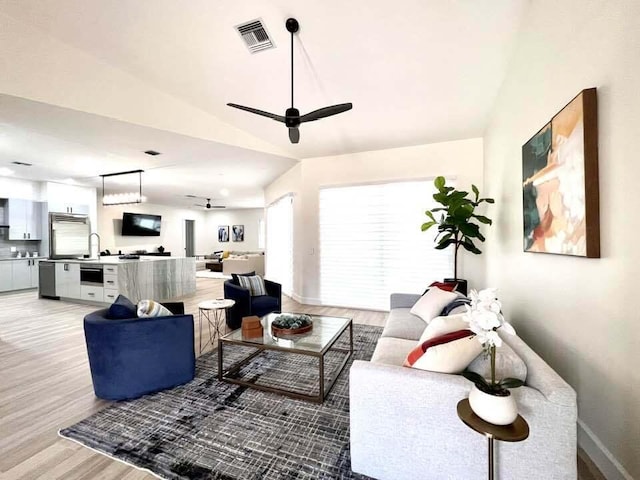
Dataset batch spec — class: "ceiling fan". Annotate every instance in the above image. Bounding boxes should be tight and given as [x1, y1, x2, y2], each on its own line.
[186, 195, 225, 209]
[227, 18, 353, 144]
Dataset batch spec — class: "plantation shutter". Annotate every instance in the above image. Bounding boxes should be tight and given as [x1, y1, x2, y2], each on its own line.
[319, 180, 454, 311]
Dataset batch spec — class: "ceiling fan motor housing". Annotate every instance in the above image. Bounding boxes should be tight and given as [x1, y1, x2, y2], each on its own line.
[285, 107, 300, 127]
[285, 18, 299, 33]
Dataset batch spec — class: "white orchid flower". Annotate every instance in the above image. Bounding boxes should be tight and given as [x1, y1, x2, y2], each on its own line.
[463, 287, 515, 348]
[486, 330, 503, 347]
[478, 288, 499, 303]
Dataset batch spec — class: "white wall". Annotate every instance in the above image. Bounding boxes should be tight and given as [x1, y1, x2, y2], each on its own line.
[203, 208, 264, 253]
[265, 138, 485, 306]
[97, 202, 207, 257]
[483, 1, 639, 478]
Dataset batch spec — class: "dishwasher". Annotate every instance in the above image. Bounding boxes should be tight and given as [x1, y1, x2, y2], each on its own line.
[39, 261, 58, 298]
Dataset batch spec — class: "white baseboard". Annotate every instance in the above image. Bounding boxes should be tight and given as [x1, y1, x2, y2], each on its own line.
[578, 418, 634, 480]
[289, 291, 322, 306]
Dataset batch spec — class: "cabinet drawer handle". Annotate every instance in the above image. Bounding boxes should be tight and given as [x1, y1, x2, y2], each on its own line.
[106, 280, 115, 284]
[88, 292, 95, 296]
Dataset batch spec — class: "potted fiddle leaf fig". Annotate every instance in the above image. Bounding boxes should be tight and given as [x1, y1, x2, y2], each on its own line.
[421, 176, 494, 289]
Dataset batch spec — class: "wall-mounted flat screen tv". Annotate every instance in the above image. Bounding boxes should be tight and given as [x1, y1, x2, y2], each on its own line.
[121, 212, 161, 236]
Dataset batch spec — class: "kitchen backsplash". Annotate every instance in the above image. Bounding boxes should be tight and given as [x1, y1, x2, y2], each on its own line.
[0, 229, 42, 258]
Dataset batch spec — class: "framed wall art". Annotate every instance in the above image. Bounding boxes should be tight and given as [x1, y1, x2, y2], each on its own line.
[522, 88, 600, 257]
[232, 225, 244, 242]
[218, 225, 229, 243]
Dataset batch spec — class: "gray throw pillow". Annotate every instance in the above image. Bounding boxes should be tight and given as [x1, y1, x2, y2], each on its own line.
[467, 341, 527, 382]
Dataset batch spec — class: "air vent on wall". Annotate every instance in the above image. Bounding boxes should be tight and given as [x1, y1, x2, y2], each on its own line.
[235, 18, 275, 54]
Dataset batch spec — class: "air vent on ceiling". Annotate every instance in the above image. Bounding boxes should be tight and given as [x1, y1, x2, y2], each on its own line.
[144, 150, 161, 156]
[11, 161, 32, 166]
[235, 18, 275, 54]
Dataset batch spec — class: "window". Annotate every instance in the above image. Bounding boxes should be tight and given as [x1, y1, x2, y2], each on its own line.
[265, 195, 293, 296]
[319, 180, 454, 310]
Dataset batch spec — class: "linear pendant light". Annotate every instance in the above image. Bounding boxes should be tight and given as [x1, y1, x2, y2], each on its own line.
[100, 169, 145, 206]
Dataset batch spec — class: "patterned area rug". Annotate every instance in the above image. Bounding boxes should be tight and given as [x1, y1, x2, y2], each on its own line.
[60, 324, 381, 480]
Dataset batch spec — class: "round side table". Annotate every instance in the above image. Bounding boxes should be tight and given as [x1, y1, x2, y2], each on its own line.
[457, 399, 529, 480]
[198, 299, 235, 354]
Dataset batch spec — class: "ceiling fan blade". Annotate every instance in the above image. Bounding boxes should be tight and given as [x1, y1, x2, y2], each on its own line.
[210, 205, 226, 209]
[299, 103, 353, 123]
[288, 127, 300, 144]
[227, 103, 285, 123]
[194, 204, 205, 207]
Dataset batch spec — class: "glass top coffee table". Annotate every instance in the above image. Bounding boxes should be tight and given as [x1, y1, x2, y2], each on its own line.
[218, 312, 353, 403]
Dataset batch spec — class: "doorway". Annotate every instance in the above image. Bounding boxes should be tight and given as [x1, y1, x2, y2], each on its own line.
[184, 219, 195, 257]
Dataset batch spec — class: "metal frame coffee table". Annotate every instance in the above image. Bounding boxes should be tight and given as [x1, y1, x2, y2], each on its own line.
[218, 312, 353, 403]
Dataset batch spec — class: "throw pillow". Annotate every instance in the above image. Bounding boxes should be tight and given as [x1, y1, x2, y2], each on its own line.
[423, 281, 458, 293]
[440, 297, 471, 316]
[106, 294, 137, 319]
[137, 299, 172, 318]
[467, 341, 528, 382]
[237, 274, 267, 296]
[404, 329, 483, 374]
[418, 313, 469, 343]
[231, 271, 256, 284]
[409, 287, 459, 324]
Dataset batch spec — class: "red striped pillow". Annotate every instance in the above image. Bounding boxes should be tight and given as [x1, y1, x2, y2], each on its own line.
[404, 329, 482, 374]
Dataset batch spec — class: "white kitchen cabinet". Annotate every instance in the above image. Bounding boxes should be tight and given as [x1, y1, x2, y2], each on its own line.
[30, 259, 40, 288]
[8, 199, 27, 240]
[103, 273, 118, 290]
[11, 260, 31, 290]
[80, 285, 103, 302]
[48, 201, 89, 215]
[0, 262, 12, 292]
[103, 289, 119, 303]
[0, 259, 41, 291]
[103, 265, 118, 275]
[8, 198, 42, 240]
[55, 262, 81, 299]
[26, 202, 42, 239]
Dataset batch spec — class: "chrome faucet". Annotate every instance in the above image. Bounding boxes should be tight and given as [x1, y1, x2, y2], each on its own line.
[89, 232, 101, 258]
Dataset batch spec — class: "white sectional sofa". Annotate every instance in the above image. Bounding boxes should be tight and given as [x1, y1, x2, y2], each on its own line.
[222, 253, 265, 276]
[349, 293, 577, 480]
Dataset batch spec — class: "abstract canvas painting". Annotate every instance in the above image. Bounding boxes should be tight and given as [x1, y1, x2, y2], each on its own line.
[522, 88, 600, 257]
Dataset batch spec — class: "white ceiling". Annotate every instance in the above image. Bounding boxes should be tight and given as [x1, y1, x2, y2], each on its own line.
[0, 0, 528, 159]
[0, 94, 297, 208]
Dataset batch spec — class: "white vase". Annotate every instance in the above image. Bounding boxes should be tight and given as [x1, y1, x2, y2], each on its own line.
[468, 385, 518, 426]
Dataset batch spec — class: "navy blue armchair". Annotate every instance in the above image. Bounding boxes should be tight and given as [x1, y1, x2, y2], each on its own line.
[84, 302, 195, 401]
[224, 279, 282, 329]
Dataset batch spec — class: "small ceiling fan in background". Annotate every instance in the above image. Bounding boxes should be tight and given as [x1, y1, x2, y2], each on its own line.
[186, 195, 226, 209]
[227, 17, 353, 144]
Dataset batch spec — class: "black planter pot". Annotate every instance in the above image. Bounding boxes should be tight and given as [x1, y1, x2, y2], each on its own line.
[443, 278, 468, 295]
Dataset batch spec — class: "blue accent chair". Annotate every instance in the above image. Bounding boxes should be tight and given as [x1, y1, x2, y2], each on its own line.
[224, 279, 282, 329]
[83, 302, 195, 401]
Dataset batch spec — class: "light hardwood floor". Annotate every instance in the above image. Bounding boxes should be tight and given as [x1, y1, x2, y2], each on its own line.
[0, 279, 602, 479]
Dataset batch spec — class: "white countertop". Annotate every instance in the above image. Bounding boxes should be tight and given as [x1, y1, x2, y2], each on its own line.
[0, 256, 48, 262]
[42, 256, 191, 264]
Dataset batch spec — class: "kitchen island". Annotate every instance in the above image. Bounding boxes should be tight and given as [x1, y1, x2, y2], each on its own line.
[39, 256, 196, 304]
